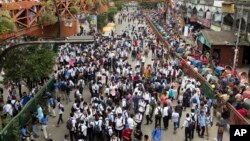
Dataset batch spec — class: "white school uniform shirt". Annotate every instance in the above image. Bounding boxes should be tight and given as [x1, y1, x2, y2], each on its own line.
[172, 112, 179, 122]
[134, 113, 142, 123]
[162, 106, 169, 117]
[115, 117, 125, 130]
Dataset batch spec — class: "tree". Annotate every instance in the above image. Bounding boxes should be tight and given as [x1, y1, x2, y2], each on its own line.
[0, 10, 16, 34]
[2, 45, 55, 95]
[39, 0, 57, 25]
[107, 6, 118, 22]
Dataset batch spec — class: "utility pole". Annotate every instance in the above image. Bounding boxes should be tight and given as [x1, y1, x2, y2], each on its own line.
[233, 5, 244, 70]
[232, 0, 238, 31]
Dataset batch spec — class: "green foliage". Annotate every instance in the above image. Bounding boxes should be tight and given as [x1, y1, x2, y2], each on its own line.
[96, 0, 102, 5]
[87, 0, 94, 9]
[139, 2, 158, 8]
[40, 12, 57, 25]
[0, 10, 11, 18]
[40, 0, 57, 25]
[2, 116, 12, 128]
[70, 6, 80, 14]
[3, 45, 55, 88]
[0, 17, 16, 34]
[71, 0, 80, 5]
[114, 1, 124, 11]
[45, 0, 54, 11]
[97, 13, 108, 30]
[86, 16, 92, 25]
[107, 6, 118, 22]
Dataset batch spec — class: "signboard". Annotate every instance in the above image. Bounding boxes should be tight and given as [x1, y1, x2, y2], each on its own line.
[90, 15, 97, 31]
[213, 0, 224, 7]
[214, 13, 222, 22]
[184, 25, 189, 37]
[222, 3, 235, 13]
[191, 0, 198, 4]
[211, 24, 222, 31]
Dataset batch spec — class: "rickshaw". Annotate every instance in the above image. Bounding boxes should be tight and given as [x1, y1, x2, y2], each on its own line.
[214, 66, 225, 76]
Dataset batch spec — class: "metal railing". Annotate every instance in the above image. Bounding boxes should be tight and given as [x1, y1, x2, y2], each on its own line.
[0, 78, 54, 141]
[145, 15, 250, 125]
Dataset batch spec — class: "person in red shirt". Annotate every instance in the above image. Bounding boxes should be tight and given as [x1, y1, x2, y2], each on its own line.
[122, 126, 132, 141]
[236, 106, 247, 117]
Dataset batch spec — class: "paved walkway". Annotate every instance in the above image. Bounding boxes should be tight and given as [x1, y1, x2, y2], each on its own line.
[0, 7, 229, 141]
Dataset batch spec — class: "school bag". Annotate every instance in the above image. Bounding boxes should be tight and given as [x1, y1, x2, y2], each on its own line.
[93, 121, 101, 133]
[66, 119, 73, 130]
[187, 119, 194, 130]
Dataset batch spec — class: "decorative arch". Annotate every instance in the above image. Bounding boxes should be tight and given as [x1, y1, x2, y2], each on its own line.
[193, 7, 197, 15]
[223, 14, 234, 26]
[236, 18, 246, 30]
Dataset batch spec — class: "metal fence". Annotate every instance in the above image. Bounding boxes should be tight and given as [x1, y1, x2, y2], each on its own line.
[0, 78, 54, 141]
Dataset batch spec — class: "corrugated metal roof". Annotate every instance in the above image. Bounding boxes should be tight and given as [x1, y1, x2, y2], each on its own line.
[201, 30, 237, 46]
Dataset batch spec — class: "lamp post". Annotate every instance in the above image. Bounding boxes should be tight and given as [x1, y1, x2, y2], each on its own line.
[233, 5, 244, 70]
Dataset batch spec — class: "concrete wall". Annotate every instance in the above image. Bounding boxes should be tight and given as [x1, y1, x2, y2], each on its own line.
[27, 20, 80, 38]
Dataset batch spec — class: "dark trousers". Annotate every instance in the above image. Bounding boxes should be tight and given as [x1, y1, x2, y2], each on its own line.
[146, 115, 152, 124]
[57, 114, 63, 125]
[185, 128, 192, 141]
[136, 122, 142, 130]
[163, 116, 169, 129]
[155, 116, 161, 127]
[199, 126, 205, 137]
[116, 129, 122, 139]
[87, 128, 93, 141]
[191, 127, 195, 139]
[69, 130, 77, 141]
[93, 132, 102, 141]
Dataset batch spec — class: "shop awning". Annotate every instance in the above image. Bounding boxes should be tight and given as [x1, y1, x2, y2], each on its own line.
[197, 33, 211, 48]
[107, 22, 115, 27]
[103, 26, 113, 32]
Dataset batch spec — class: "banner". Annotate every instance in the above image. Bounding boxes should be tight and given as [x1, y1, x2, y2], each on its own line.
[213, 0, 224, 7]
[90, 15, 97, 31]
[214, 13, 222, 22]
[206, 11, 212, 19]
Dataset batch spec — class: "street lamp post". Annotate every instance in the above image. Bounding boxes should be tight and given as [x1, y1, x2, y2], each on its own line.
[233, 5, 244, 70]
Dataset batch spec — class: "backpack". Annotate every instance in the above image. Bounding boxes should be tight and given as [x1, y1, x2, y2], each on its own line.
[150, 98, 156, 108]
[187, 119, 194, 130]
[93, 121, 101, 133]
[66, 119, 73, 130]
[157, 107, 162, 117]
[192, 98, 197, 104]
[167, 107, 173, 117]
[12, 100, 19, 115]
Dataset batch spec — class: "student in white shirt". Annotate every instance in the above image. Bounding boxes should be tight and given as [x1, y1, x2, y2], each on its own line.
[172, 109, 180, 133]
[134, 112, 143, 130]
[127, 114, 135, 130]
[115, 113, 125, 139]
[162, 103, 169, 130]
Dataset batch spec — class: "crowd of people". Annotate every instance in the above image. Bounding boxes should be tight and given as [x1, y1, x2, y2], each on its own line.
[3, 5, 229, 141]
